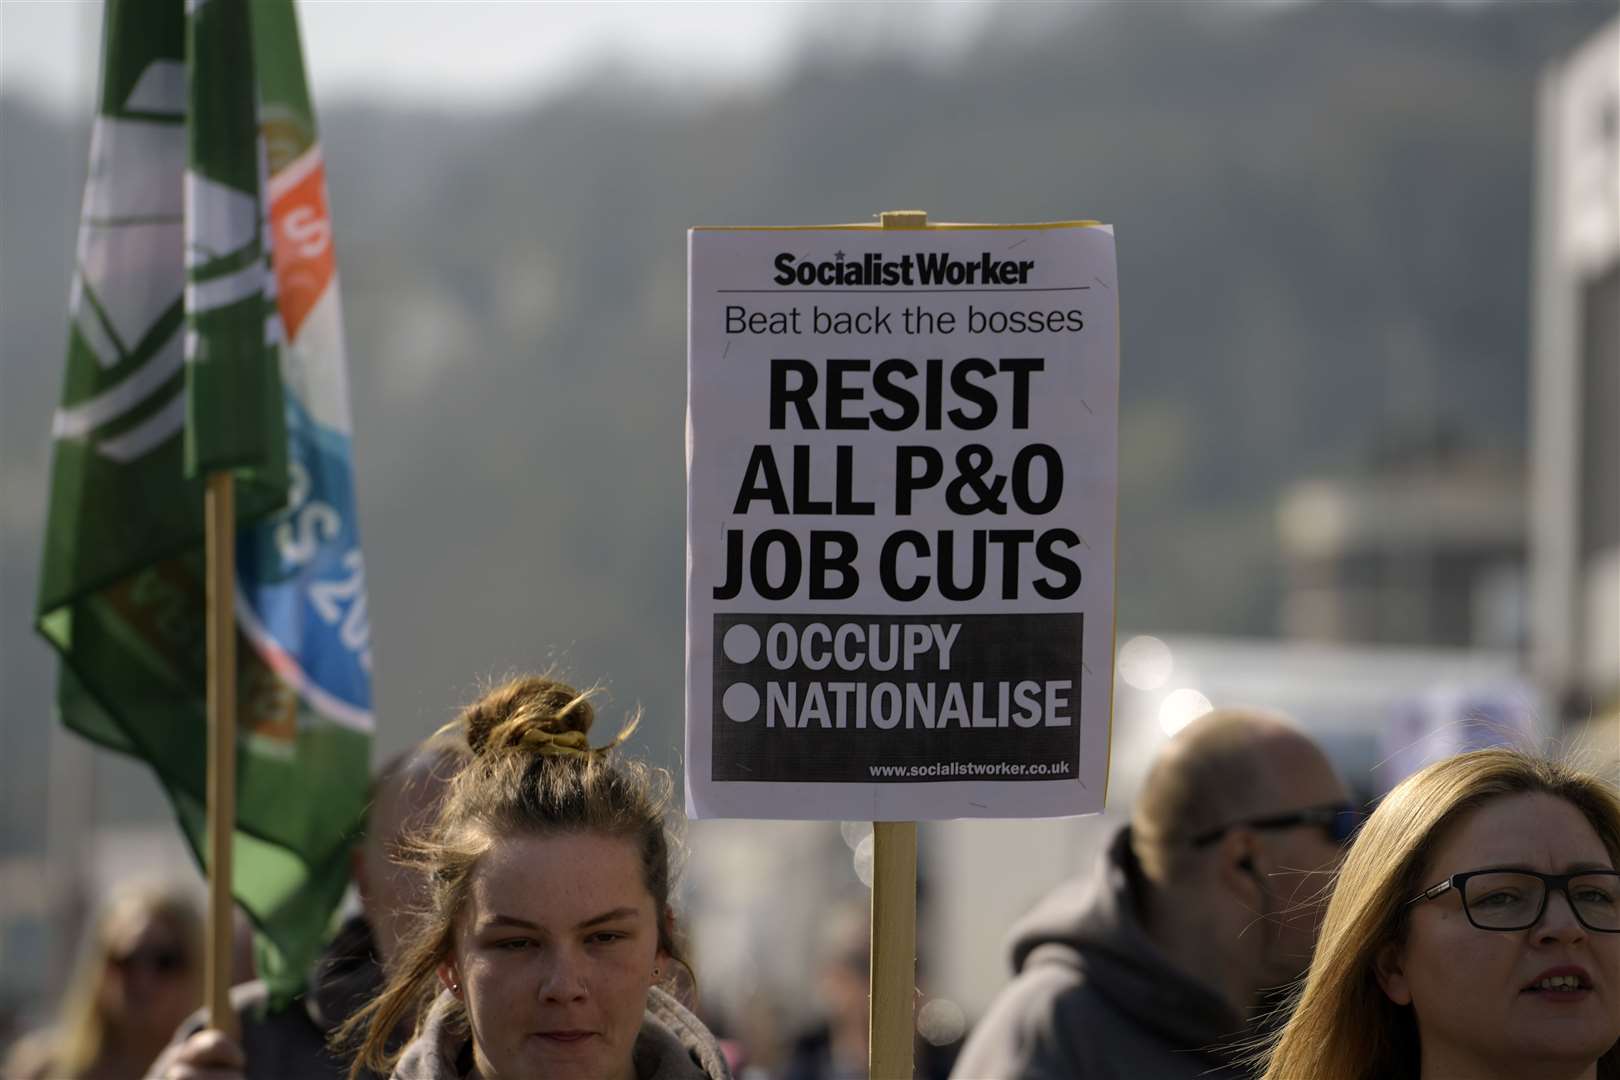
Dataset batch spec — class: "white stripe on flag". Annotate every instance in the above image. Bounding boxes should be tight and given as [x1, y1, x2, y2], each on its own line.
[83, 118, 185, 222]
[267, 145, 322, 203]
[184, 170, 258, 267]
[70, 279, 125, 371]
[53, 326, 183, 439]
[95, 391, 185, 463]
[124, 61, 185, 117]
[186, 264, 264, 313]
[235, 595, 376, 733]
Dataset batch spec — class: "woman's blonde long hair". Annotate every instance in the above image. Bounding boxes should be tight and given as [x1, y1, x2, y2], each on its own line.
[335, 675, 688, 1080]
[1259, 748, 1620, 1080]
[49, 884, 202, 1076]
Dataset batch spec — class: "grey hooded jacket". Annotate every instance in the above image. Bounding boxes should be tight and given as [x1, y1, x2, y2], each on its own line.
[390, 986, 733, 1080]
[949, 827, 1251, 1080]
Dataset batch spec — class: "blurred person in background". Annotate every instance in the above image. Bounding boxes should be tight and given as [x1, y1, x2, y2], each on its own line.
[951, 709, 1356, 1080]
[1260, 748, 1620, 1080]
[780, 900, 869, 1080]
[3, 884, 202, 1080]
[338, 675, 732, 1080]
[777, 898, 960, 1080]
[150, 738, 458, 1080]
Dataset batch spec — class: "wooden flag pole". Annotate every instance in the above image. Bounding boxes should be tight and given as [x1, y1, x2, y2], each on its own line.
[204, 470, 240, 1039]
[868, 208, 926, 1080]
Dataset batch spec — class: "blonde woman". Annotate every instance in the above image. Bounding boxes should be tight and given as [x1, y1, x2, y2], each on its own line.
[1261, 748, 1620, 1080]
[338, 675, 731, 1080]
[4, 885, 202, 1080]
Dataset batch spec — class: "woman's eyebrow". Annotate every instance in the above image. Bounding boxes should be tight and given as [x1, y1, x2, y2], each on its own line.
[577, 907, 639, 930]
[482, 914, 542, 931]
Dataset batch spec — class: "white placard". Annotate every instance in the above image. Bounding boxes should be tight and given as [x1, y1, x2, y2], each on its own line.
[686, 222, 1118, 820]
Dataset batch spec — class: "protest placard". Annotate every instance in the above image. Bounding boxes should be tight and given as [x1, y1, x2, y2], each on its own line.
[686, 220, 1117, 821]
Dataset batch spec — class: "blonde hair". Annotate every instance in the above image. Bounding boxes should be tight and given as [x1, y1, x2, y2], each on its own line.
[48, 884, 202, 1076]
[337, 675, 687, 1079]
[1259, 748, 1620, 1080]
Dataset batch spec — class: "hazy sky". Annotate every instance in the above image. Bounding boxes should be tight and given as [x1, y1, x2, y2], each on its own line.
[1, 1, 1018, 113]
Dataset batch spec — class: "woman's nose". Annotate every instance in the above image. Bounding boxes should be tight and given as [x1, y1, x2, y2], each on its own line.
[1534, 887, 1589, 943]
[539, 945, 589, 1002]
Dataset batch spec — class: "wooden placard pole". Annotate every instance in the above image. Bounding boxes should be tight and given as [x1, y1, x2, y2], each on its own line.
[868, 208, 925, 1080]
[204, 470, 239, 1039]
[868, 820, 918, 1078]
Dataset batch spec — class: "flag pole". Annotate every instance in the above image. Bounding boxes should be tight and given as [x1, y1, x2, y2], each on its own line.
[204, 470, 239, 1039]
[868, 209, 925, 1080]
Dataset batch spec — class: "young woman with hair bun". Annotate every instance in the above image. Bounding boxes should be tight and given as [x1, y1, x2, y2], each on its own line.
[340, 675, 731, 1080]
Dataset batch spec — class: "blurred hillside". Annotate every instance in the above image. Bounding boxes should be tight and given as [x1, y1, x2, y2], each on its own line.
[1, 1, 1612, 850]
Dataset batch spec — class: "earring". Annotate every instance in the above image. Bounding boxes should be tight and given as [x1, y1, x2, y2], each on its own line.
[653, 967, 661, 978]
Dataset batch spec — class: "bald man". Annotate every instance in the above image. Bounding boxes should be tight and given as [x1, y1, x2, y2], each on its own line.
[150, 740, 457, 1080]
[950, 710, 1358, 1080]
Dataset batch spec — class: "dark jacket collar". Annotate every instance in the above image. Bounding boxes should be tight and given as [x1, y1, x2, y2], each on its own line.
[306, 914, 385, 1035]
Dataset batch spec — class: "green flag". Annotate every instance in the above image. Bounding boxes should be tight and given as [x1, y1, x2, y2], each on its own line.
[37, 0, 373, 1005]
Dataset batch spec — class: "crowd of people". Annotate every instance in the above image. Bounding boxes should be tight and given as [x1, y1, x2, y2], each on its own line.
[5, 674, 1617, 1080]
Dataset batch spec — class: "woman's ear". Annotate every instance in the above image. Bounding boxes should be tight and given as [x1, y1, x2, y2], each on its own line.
[438, 959, 463, 998]
[1374, 941, 1411, 1005]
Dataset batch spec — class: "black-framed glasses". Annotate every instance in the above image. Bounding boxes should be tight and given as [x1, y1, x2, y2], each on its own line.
[1190, 804, 1364, 848]
[1409, 869, 1620, 933]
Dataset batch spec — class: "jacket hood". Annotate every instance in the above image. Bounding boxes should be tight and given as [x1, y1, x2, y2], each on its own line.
[637, 986, 734, 1080]
[390, 986, 732, 1080]
[1007, 826, 1246, 1054]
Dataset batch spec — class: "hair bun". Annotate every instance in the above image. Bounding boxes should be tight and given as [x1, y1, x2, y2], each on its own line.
[459, 676, 597, 757]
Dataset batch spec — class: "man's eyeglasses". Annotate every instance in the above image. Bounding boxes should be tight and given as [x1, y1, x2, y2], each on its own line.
[1408, 868, 1620, 933]
[108, 945, 190, 976]
[1189, 804, 1364, 849]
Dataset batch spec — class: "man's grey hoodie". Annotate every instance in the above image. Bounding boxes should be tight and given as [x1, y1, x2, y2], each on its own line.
[950, 827, 1252, 1080]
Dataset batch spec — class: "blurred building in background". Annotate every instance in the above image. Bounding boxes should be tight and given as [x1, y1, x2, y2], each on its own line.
[1530, 15, 1620, 725]
[1276, 448, 1525, 649]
